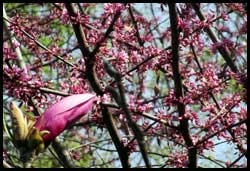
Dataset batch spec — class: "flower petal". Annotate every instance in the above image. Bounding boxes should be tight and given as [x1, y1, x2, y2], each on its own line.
[34, 93, 96, 142]
[45, 93, 96, 117]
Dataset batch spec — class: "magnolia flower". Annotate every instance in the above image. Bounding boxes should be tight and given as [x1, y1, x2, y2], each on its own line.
[9, 93, 97, 164]
[34, 93, 97, 143]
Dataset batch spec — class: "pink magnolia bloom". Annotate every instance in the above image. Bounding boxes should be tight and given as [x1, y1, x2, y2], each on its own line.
[34, 93, 96, 143]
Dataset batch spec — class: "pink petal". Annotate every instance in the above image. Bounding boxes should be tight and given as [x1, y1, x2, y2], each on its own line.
[44, 93, 96, 117]
[34, 93, 96, 142]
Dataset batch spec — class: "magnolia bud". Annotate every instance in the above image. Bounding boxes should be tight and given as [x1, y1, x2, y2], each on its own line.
[9, 102, 28, 145]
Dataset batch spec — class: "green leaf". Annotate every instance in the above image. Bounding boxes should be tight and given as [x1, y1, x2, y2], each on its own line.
[38, 36, 51, 47]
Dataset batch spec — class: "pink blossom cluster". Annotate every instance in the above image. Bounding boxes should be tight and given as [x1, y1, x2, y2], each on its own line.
[103, 3, 126, 15]
[3, 3, 246, 168]
[121, 138, 137, 154]
[3, 42, 17, 61]
[167, 152, 188, 168]
[3, 65, 47, 106]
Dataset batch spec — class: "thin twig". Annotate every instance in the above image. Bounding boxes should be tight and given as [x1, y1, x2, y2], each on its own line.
[128, 5, 144, 46]
[103, 59, 151, 168]
[192, 4, 238, 73]
[227, 153, 244, 168]
[3, 17, 76, 68]
[195, 119, 246, 147]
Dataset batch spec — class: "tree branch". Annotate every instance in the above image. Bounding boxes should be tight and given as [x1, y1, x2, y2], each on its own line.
[168, 3, 197, 168]
[227, 153, 244, 168]
[3, 5, 75, 167]
[3, 17, 76, 68]
[196, 119, 246, 147]
[103, 59, 151, 168]
[65, 3, 130, 168]
[91, 7, 123, 56]
[51, 139, 75, 168]
[128, 5, 144, 46]
[192, 4, 238, 73]
[64, 3, 90, 58]
[3, 5, 27, 74]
